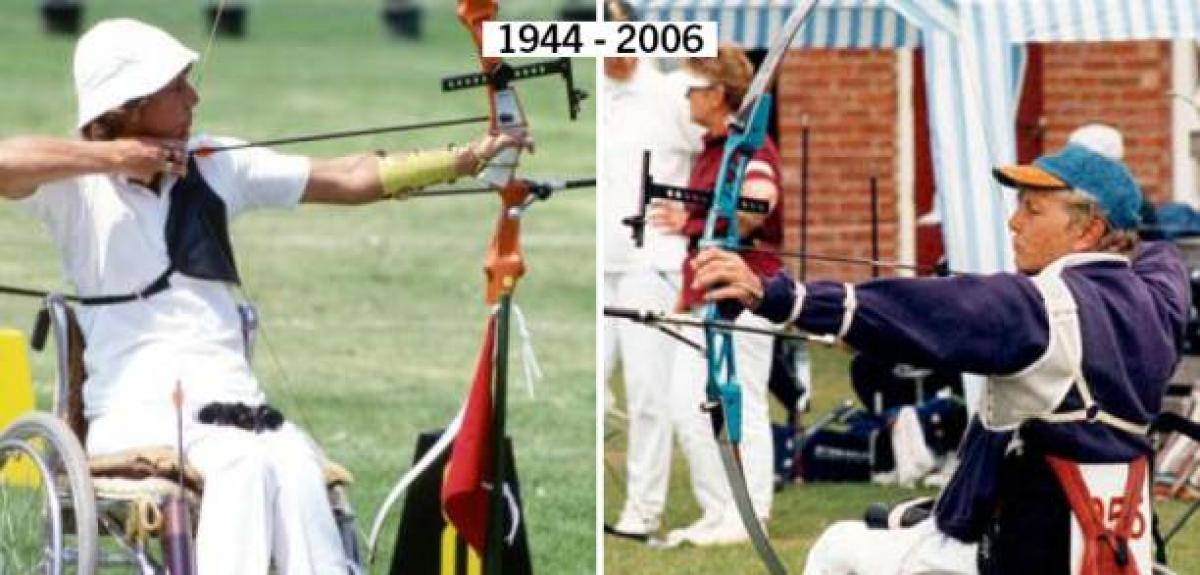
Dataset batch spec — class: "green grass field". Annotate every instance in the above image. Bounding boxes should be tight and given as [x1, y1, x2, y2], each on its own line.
[0, 1, 595, 573]
[605, 345, 1200, 573]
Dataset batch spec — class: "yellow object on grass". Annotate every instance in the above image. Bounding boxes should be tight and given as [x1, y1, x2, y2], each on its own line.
[0, 328, 38, 487]
[441, 523, 482, 575]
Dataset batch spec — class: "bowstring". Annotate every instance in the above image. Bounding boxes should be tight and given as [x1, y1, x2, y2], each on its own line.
[188, 0, 315, 431]
[191, 0, 228, 94]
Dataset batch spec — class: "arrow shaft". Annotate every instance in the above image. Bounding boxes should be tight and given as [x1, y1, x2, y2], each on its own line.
[191, 115, 490, 155]
[736, 246, 962, 276]
[603, 306, 834, 344]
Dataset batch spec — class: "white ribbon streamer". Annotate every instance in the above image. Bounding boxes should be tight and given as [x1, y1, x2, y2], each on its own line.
[366, 403, 466, 563]
[511, 303, 542, 399]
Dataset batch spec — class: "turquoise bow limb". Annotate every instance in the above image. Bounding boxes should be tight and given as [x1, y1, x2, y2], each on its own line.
[697, 91, 788, 574]
[699, 93, 774, 447]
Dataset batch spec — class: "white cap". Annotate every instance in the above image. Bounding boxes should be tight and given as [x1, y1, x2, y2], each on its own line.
[678, 68, 714, 90]
[73, 19, 198, 130]
[1068, 123, 1124, 160]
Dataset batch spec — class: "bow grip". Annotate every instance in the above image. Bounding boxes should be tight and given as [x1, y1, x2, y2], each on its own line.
[478, 86, 526, 188]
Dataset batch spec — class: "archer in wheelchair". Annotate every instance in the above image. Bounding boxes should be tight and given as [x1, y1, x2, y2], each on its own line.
[0, 17, 528, 573]
[692, 123, 1192, 573]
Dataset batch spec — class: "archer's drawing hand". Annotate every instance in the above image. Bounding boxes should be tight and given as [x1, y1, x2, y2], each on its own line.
[692, 247, 764, 310]
[112, 137, 187, 183]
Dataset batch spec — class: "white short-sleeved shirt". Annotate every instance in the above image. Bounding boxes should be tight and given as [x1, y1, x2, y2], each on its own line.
[19, 134, 310, 419]
[603, 62, 703, 272]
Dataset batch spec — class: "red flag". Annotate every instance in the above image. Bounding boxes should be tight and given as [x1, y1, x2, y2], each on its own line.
[442, 314, 497, 554]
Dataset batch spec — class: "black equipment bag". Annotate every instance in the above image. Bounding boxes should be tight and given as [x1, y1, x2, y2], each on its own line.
[769, 338, 810, 485]
[798, 403, 892, 482]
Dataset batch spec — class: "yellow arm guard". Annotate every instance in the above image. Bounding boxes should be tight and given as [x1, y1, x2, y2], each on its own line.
[377, 149, 463, 200]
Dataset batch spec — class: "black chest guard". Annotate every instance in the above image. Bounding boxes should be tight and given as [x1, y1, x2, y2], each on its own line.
[164, 156, 240, 285]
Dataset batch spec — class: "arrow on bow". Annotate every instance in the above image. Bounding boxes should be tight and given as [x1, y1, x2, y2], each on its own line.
[604, 306, 836, 346]
[188, 115, 491, 157]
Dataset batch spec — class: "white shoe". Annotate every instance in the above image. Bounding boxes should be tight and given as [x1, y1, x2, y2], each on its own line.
[663, 514, 750, 547]
[605, 506, 660, 541]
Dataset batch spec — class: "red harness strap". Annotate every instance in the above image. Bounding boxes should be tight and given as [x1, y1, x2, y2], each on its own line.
[1045, 455, 1148, 575]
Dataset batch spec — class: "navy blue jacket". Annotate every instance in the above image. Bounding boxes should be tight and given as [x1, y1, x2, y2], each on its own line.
[756, 242, 1189, 540]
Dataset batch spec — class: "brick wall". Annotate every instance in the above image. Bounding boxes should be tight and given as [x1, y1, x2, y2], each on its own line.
[775, 50, 899, 282]
[767, 42, 1174, 282]
[1041, 41, 1173, 203]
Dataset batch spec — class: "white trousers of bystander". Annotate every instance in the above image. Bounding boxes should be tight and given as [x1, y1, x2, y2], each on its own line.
[668, 310, 776, 533]
[609, 268, 681, 528]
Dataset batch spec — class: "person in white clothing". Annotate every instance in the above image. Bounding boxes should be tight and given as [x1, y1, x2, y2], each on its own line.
[602, 0, 704, 539]
[0, 19, 527, 574]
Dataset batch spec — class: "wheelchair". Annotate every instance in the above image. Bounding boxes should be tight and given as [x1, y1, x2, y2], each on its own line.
[0, 294, 364, 574]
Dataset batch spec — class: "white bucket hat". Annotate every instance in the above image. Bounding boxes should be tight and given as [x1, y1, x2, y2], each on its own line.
[73, 18, 198, 130]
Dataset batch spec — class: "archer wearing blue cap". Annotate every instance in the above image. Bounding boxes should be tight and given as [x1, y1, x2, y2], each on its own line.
[992, 123, 1143, 274]
[692, 124, 1190, 573]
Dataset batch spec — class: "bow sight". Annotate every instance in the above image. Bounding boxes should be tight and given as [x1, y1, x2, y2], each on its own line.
[621, 150, 769, 248]
[441, 57, 589, 121]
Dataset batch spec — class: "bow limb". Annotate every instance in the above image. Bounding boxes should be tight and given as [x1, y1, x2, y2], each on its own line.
[696, 2, 820, 573]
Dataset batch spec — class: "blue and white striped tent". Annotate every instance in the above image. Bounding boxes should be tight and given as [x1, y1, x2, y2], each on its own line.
[639, 0, 1200, 275]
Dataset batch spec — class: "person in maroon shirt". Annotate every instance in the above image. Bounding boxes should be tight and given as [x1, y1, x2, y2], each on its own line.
[650, 47, 785, 547]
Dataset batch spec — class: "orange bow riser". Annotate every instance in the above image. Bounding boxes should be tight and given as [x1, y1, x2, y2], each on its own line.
[457, 0, 529, 304]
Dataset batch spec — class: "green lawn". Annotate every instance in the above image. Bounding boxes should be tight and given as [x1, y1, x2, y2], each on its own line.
[0, 1, 595, 573]
[604, 345, 1200, 574]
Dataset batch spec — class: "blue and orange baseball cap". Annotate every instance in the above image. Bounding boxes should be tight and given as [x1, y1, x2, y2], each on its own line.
[993, 125, 1142, 231]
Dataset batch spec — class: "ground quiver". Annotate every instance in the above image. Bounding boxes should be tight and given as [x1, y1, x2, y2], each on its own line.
[160, 494, 196, 574]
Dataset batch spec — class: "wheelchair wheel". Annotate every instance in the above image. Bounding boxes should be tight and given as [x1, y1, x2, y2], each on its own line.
[0, 412, 98, 574]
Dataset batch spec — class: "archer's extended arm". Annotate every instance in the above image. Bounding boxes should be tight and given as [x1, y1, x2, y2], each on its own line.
[300, 130, 530, 205]
[692, 246, 1048, 374]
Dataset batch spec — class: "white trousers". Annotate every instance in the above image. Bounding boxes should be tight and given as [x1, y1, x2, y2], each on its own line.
[803, 519, 977, 575]
[605, 269, 680, 519]
[603, 274, 620, 400]
[88, 410, 348, 575]
[669, 310, 775, 522]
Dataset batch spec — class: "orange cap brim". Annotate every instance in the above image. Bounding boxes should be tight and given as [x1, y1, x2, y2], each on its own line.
[992, 165, 1068, 190]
